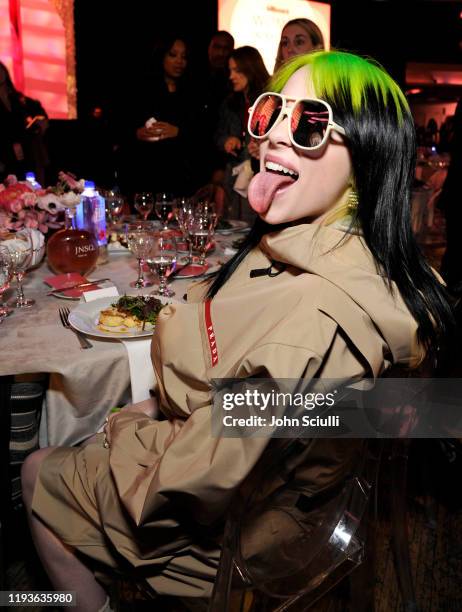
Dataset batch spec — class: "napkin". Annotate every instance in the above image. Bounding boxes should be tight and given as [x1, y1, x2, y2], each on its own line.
[44, 273, 100, 298]
[83, 287, 155, 402]
[121, 338, 156, 403]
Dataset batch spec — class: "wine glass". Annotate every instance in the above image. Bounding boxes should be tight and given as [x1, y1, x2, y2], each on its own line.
[174, 197, 196, 262]
[146, 231, 177, 297]
[187, 211, 216, 266]
[104, 190, 125, 224]
[134, 192, 154, 221]
[0, 246, 13, 320]
[6, 233, 34, 308]
[125, 224, 155, 288]
[155, 192, 174, 230]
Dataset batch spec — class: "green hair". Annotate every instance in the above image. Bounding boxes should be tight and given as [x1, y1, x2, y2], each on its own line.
[270, 50, 409, 122]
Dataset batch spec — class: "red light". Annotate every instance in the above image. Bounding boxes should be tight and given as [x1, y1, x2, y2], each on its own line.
[406, 88, 423, 95]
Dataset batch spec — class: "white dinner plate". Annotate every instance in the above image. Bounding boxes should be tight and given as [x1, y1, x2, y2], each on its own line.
[67, 296, 170, 340]
[215, 220, 250, 235]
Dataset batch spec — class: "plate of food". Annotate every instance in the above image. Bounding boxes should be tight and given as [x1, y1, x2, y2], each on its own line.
[68, 295, 166, 339]
[215, 219, 250, 235]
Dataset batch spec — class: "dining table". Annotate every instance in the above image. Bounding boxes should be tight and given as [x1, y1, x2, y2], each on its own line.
[0, 225, 244, 447]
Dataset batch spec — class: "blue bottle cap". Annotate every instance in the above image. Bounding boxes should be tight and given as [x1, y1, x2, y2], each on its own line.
[84, 180, 95, 188]
[25, 172, 35, 180]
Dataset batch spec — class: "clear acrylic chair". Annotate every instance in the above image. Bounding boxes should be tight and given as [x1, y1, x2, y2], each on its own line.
[208, 438, 382, 611]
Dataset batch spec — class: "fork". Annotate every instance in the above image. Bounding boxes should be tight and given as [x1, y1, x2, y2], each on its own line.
[59, 307, 93, 349]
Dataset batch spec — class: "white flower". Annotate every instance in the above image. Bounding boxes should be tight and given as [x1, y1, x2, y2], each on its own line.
[37, 193, 66, 214]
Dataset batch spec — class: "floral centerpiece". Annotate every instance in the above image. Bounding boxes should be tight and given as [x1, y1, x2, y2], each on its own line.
[0, 171, 85, 236]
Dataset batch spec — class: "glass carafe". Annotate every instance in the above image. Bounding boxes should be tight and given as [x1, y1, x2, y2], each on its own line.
[46, 207, 99, 275]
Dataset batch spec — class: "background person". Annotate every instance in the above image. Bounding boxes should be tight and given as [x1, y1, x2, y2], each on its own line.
[0, 61, 49, 183]
[215, 46, 269, 220]
[273, 18, 325, 72]
[120, 34, 199, 197]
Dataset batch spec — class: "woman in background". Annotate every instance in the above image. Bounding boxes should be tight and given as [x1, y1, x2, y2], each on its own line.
[0, 61, 48, 183]
[124, 34, 198, 196]
[274, 18, 325, 72]
[215, 46, 269, 220]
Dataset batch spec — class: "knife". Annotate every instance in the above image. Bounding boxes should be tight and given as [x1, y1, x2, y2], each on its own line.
[47, 278, 112, 295]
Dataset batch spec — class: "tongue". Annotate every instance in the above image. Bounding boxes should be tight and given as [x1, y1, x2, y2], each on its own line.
[248, 171, 296, 214]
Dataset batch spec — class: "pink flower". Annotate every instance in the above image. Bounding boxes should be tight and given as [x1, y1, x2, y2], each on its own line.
[5, 175, 18, 186]
[58, 171, 83, 191]
[17, 210, 27, 219]
[38, 223, 49, 233]
[10, 201, 23, 214]
[21, 192, 37, 208]
[24, 217, 39, 229]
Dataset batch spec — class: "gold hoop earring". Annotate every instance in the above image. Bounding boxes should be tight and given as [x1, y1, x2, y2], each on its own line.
[347, 189, 359, 213]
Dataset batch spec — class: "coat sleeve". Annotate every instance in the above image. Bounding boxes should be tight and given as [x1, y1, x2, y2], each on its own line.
[107, 323, 371, 532]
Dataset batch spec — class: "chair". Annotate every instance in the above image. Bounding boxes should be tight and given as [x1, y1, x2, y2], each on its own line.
[208, 438, 382, 611]
[0, 375, 45, 589]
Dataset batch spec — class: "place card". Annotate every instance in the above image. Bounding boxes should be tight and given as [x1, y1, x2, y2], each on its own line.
[83, 286, 119, 302]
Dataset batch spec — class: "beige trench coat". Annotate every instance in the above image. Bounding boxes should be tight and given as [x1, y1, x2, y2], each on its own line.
[32, 224, 422, 597]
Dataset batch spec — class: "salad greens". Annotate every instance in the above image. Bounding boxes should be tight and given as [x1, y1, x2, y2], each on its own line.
[113, 295, 163, 326]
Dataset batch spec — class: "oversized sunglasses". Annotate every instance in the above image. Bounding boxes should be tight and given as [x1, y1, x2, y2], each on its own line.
[248, 92, 346, 151]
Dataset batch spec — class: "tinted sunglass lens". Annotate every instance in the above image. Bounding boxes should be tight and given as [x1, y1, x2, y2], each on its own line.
[250, 95, 282, 137]
[291, 100, 330, 148]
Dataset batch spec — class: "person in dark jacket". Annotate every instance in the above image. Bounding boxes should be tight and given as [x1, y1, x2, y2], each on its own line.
[121, 35, 199, 198]
[215, 46, 269, 220]
[0, 62, 48, 183]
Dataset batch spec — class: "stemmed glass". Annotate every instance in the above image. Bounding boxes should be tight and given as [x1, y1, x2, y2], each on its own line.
[146, 231, 177, 297]
[134, 192, 154, 221]
[125, 224, 155, 288]
[174, 196, 195, 261]
[187, 211, 216, 266]
[104, 190, 125, 224]
[0, 246, 13, 320]
[155, 192, 174, 230]
[7, 232, 34, 308]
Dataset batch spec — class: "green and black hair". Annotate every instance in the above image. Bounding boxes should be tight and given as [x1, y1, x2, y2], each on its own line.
[208, 50, 453, 355]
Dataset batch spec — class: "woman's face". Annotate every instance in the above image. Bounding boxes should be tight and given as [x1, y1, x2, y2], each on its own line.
[229, 58, 249, 93]
[249, 66, 352, 225]
[163, 40, 187, 79]
[280, 25, 315, 62]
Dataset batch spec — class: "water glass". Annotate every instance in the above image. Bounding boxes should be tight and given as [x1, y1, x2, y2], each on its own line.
[125, 225, 155, 288]
[187, 211, 216, 266]
[134, 192, 154, 221]
[7, 233, 34, 308]
[0, 246, 13, 320]
[155, 192, 174, 230]
[146, 231, 177, 297]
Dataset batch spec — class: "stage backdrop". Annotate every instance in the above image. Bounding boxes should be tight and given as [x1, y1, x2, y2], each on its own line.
[218, 0, 330, 73]
[0, 0, 76, 118]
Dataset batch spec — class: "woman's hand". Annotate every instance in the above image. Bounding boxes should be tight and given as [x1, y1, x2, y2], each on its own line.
[154, 122, 179, 139]
[136, 123, 179, 141]
[248, 138, 260, 160]
[224, 136, 242, 157]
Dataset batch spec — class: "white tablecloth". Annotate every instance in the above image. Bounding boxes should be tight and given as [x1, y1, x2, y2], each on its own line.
[0, 232, 237, 446]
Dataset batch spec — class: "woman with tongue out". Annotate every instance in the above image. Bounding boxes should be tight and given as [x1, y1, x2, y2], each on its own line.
[23, 51, 453, 610]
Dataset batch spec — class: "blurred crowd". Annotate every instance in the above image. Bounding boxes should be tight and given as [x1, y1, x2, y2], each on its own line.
[0, 19, 325, 220]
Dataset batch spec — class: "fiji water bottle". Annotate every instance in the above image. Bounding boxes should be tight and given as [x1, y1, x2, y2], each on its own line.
[25, 172, 42, 190]
[75, 180, 108, 264]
